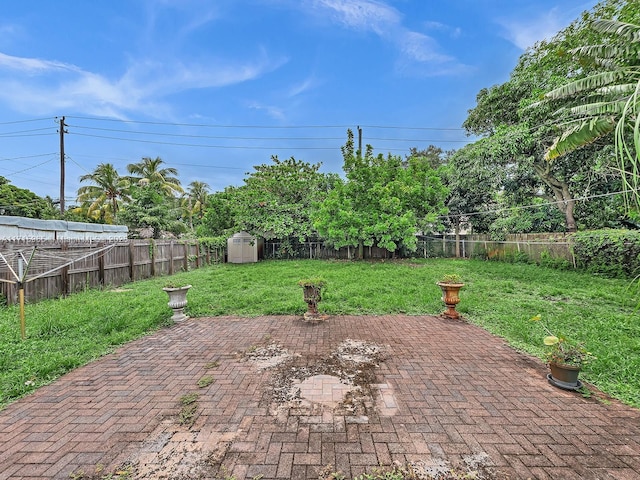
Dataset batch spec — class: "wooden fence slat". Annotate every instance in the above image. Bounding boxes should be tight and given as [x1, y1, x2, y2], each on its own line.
[0, 239, 211, 304]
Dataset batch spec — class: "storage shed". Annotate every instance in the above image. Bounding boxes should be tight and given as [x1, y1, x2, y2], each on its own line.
[227, 231, 262, 263]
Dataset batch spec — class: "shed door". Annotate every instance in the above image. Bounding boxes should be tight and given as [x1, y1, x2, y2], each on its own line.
[242, 238, 255, 262]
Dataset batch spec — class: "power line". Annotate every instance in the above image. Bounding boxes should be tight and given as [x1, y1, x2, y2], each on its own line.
[69, 132, 465, 151]
[67, 115, 465, 131]
[66, 123, 469, 144]
[361, 125, 464, 131]
[65, 155, 92, 174]
[0, 133, 56, 139]
[68, 124, 348, 141]
[0, 117, 52, 125]
[0, 153, 58, 162]
[443, 189, 628, 220]
[4, 158, 57, 177]
[170, 162, 245, 170]
[0, 127, 55, 136]
[69, 131, 341, 149]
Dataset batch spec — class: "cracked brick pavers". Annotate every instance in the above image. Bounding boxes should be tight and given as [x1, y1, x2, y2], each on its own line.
[1, 315, 639, 479]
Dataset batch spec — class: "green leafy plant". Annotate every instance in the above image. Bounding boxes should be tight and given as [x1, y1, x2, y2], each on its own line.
[204, 360, 220, 369]
[178, 393, 199, 426]
[531, 314, 595, 367]
[298, 278, 327, 289]
[197, 375, 214, 388]
[438, 273, 463, 284]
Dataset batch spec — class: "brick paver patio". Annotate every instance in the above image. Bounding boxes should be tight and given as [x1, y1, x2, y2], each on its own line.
[0, 315, 639, 479]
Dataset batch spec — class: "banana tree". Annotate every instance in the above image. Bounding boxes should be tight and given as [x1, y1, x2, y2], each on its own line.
[544, 19, 640, 209]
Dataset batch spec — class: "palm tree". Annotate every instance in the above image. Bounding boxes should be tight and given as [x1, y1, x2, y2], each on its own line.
[181, 181, 210, 230]
[187, 181, 210, 220]
[543, 19, 640, 207]
[77, 163, 130, 223]
[126, 156, 183, 197]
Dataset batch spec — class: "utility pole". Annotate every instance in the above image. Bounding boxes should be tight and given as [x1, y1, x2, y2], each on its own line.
[58, 116, 67, 215]
[357, 125, 362, 156]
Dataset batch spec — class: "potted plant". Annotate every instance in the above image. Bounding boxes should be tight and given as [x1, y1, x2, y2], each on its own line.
[162, 282, 192, 322]
[298, 278, 326, 321]
[531, 314, 595, 390]
[436, 273, 464, 319]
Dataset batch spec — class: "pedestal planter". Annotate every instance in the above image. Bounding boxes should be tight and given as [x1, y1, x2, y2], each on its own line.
[548, 362, 583, 390]
[303, 285, 321, 317]
[162, 285, 192, 322]
[298, 279, 325, 321]
[437, 282, 464, 319]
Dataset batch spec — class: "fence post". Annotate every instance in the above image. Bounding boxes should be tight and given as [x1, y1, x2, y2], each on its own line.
[98, 242, 105, 286]
[128, 242, 135, 282]
[150, 240, 156, 278]
[183, 242, 189, 271]
[60, 243, 69, 296]
[168, 241, 174, 275]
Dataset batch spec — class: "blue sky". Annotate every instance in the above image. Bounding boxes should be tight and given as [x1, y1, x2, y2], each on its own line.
[0, 0, 598, 204]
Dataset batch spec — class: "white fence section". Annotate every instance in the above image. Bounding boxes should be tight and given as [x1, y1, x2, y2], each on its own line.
[0, 216, 128, 242]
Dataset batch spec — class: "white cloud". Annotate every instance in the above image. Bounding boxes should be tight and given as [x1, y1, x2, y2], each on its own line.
[0, 52, 82, 74]
[423, 21, 461, 39]
[302, 0, 468, 77]
[0, 50, 287, 118]
[246, 101, 286, 121]
[497, 8, 566, 50]
[288, 75, 321, 97]
[399, 31, 452, 64]
[310, 0, 400, 35]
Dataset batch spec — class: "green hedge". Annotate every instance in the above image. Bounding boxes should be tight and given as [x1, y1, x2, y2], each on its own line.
[572, 229, 640, 278]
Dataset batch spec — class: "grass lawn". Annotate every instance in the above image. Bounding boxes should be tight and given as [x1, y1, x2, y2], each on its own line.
[0, 258, 638, 409]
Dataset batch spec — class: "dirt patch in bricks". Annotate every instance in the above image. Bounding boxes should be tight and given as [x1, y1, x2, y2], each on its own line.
[251, 339, 388, 419]
[122, 337, 504, 479]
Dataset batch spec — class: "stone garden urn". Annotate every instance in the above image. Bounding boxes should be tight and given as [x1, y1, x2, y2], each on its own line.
[162, 284, 192, 322]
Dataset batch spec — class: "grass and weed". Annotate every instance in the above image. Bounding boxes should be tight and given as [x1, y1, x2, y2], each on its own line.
[178, 392, 199, 426]
[69, 462, 135, 480]
[0, 286, 172, 409]
[197, 375, 214, 388]
[0, 258, 638, 409]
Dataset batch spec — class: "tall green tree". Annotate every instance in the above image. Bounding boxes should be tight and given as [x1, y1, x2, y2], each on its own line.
[233, 156, 337, 251]
[76, 163, 130, 223]
[119, 184, 185, 239]
[463, 0, 638, 232]
[542, 11, 640, 210]
[187, 181, 210, 220]
[0, 177, 58, 219]
[200, 186, 240, 238]
[315, 130, 448, 257]
[182, 180, 210, 230]
[442, 144, 501, 241]
[126, 156, 183, 197]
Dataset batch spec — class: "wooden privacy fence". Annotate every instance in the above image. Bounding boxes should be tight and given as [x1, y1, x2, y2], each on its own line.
[0, 240, 212, 305]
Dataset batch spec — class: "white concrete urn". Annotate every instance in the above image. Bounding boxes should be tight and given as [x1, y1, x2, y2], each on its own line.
[162, 284, 192, 322]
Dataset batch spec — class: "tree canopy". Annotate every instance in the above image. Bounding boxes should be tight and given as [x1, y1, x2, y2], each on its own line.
[314, 130, 448, 256]
[76, 163, 130, 223]
[0, 176, 58, 219]
[461, 0, 639, 232]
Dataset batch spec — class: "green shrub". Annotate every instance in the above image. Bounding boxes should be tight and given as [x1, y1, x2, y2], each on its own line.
[503, 250, 531, 264]
[539, 250, 571, 270]
[572, 229, 640, 278]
